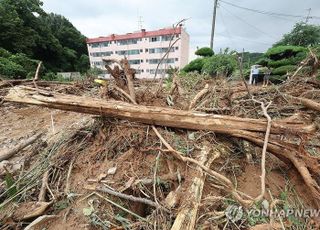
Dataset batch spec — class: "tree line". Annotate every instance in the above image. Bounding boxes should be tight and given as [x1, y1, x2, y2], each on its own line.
[183, 22, 320, 82]
[0, 0, 89, 79]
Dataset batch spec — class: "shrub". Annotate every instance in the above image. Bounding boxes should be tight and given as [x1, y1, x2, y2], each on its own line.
[268, 55, 306, 68]
[9, 53, 39, 75]
[0, 57, 26, 78]
[183, 58, 206, 73]
[87, 67, 104, 76]
[265, 46, 306, 60]
[202, 54, 237, 77]
[271, 65, 296, 75]
[269, 75, 287, 84]
[195, 47, 214, 57]
[256, 58, 270, 66]
[43, 72, 57, 81]
[0, 48, 12, 58]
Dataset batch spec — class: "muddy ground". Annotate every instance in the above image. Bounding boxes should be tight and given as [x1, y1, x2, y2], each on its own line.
[0, 71, 319, 229]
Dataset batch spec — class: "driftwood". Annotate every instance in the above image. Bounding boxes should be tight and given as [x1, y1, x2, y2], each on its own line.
[4, 86, 316, 136]
[0, 132, 43, 162]
[171, 146, 216, 229]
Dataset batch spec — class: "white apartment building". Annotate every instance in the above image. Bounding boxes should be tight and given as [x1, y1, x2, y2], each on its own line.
[86, 25, 189, 78]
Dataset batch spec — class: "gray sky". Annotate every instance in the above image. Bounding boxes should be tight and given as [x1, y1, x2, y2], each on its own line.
[42, 0, 320, 59]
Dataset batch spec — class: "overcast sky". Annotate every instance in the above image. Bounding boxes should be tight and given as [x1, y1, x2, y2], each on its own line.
[42, 0, 320, 59]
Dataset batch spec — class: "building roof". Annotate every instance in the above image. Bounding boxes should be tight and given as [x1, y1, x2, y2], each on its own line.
[86, 27, 182, 44]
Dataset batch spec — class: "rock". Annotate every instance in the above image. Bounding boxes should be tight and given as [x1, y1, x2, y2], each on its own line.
[107, 166, 117, 175]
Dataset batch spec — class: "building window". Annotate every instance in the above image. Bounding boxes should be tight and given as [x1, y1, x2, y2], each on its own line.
[128, 59, 141, 65]
[93, 61, 104, 66]
[145, 49, 148, 52]
[175, 47, 179, 50]
[91, 43, 101, 48]
[161, 35, 172, 41]
[117, 39, 139, 46]
[140, 49, 143, 53]
[150, 37, 160, 42]
[148, 58, 175, 64]
[141, 60, 143, 63]
[149, 47, 174, 54]
[149, 69, 166, 74]
[175, 58, 179, 62]
[102, 42, 109, 47]
[116, 49, 140, 55]
[91, 51, 113, 57]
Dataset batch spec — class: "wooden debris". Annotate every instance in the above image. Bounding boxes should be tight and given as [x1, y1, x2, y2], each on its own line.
[0, 132, 43, 162]
[13, 201, 52, 221]
[171, 145, 215, 229]
[24, 215, 58, 230]
[287, 94, 320, 112]
[95, 185, 166, 210]
[4, 86, 316, 135]
[38, 171, 49, 202]
[34, 61, 42, 81]
[188, 84, 210, 110]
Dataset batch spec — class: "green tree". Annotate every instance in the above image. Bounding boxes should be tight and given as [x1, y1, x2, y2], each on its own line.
[75, 54, 90, 73]
[0, 0, 89, 75]
[274, 22, 320, 47]
[195, 47, 214, 57]
[202, 54, 237, 77]
[183, 58, 206, 73]
[0, 48, 39, 79]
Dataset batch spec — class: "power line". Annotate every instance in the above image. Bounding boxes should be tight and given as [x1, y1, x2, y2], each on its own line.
[220, 0, 320, 20]
[221, 5, 278, 40]
[216, 31, 273, 46]
[218, 9, 234, 44]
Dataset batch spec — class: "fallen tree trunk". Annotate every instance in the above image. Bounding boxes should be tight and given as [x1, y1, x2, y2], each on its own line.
[0, 79, 32, 89]
[171, 145, 215, 230]
[4, 86, 316, 135]
[287, 95, 320, 112]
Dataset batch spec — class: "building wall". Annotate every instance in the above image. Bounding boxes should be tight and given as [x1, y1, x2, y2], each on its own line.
[87, 27, 189, 78]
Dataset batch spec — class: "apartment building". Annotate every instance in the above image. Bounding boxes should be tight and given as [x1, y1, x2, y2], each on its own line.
[86, 25, 189, 78]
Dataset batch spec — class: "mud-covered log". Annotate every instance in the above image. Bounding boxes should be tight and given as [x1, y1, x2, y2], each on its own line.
[4, 86, 316, 135]
[288, 95, 320, 112]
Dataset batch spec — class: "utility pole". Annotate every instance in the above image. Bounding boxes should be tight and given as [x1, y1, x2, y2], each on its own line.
[305, 8, 311, 23]
[210, 0, 219, 49]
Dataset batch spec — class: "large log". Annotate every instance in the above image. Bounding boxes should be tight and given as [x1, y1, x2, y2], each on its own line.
[4, 86, 316, 135]
[171, 146, 214, 230]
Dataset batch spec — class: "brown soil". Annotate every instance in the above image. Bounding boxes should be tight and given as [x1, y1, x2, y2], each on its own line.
[1, 74, 319, 229]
